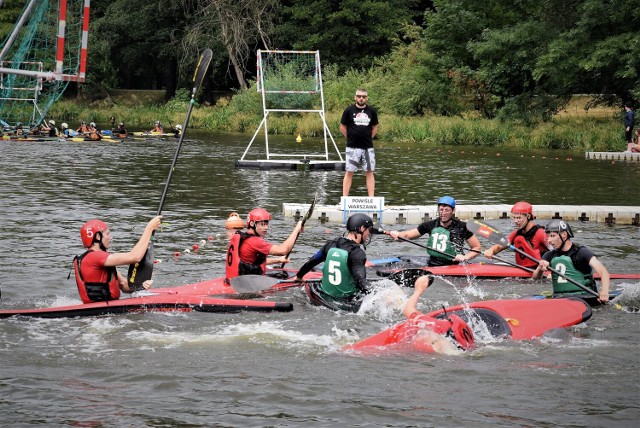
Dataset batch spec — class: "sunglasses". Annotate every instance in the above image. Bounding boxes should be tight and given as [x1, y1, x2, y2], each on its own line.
[355, 95, 368, 98]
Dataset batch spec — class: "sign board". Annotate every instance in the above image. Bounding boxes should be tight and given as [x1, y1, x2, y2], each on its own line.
[341, 196, 385, 223]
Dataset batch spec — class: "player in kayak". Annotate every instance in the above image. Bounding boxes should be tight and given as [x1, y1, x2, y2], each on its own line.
[483, 201, 548, 268]
[532, 220, 611, 302]
[296, 213, 374, 312]
[73, 216, 162, 303]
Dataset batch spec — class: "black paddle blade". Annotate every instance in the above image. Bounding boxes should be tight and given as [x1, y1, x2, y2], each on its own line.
[229, 275, 282, 293]
[191, 48, 213, 97]
[466, 220, 510, 247]
[302, 193, 317, 225]
[127, 241, 154, 292]
[371, 223, 387, 235]
[386, 268, 433, 288]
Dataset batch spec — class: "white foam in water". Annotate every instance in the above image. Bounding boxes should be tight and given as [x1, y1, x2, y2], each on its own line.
[126, 320, 340, 353]
[358, 279, 407, 322]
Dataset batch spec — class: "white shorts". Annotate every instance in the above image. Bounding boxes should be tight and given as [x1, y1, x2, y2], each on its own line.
[345, 147, 376, 172]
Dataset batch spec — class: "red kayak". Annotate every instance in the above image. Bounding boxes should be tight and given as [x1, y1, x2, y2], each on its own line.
[344, 297, 592, 353]
[150, 268, 322, 296]
[376, 261, 639, 281]
[0, 294, 293, 319]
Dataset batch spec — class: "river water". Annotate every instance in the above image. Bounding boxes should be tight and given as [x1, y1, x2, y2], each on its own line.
[1, 132, 639, 427]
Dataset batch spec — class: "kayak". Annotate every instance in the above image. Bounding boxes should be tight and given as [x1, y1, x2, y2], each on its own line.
[0, 294, 292, 319]
[151, 268, 322, 296]
[132, 131, 177, 138]
[344, 297, 592, 353]
[529, 290, 622, 308]
[373, 256, 640, 282]
[304, 282, 364, 312]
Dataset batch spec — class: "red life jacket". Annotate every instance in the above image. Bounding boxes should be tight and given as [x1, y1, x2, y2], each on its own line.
[73, 250, 120, 304]
[225, 231, 267, 283]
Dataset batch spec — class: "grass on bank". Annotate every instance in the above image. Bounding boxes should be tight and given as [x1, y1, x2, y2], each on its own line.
[48, 92, 623, 152]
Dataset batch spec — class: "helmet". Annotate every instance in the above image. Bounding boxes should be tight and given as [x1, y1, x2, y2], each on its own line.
[119, 122, 124, 126]
[49, 120, 55, 125]
[346, 213, 374, 232]
[246, 208, 272, 228]
[80, 219, 108, 248]
[225, 212, 244, 229]
[175, 124, 182, 130]
[155, 121, 161, 125]
[90, 122, 96, 127]
[61, 123, 68, 129]
[545, 220, 573, 238]
[511, 201, 533, 218]
[437, 195, 456, 209]
[445, 314, 475, 351]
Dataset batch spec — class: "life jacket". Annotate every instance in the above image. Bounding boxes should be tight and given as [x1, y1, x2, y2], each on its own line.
[321, 247, 357, 298]
[426, 226, 456, 262]
[225, 231, 267, 282]
[409, 313, 475, 351]
[73, 250, 120, 304]
[512, 224, 546, 267]
[549, 246, 596, 294]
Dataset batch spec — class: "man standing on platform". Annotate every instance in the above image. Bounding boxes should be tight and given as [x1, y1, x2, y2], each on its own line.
[340, 88, 378, 197]
[624, 101, 635, 148]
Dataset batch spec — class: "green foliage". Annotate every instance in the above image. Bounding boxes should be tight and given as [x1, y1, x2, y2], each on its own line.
[274, 0, 420, 72]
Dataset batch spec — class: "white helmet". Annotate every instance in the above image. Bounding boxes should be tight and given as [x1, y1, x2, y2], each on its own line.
[61, 123, 68, 129]
[175, 124, 182, 130]
[90, 122, 96, 127]
[49, 120, 55, 125]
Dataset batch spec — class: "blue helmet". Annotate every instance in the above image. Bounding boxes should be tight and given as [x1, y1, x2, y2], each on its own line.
[437, 195, 456, 209]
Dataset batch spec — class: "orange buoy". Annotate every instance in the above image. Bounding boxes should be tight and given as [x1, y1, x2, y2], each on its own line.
[225, 212, 244, 230]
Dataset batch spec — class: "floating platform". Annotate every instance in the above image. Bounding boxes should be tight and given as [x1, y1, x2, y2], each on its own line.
[235, 159, 345, 171]
[586, 151, 640, 161]
[283, 203, 640, 225]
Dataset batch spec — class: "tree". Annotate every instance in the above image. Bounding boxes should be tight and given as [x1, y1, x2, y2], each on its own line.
[273, 0, 421, 73]
[183, 0, 279, 90]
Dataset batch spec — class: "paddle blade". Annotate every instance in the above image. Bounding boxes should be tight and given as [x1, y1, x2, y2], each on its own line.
[386, 268, 433, 288]
[191, 48, 213, 97]
[371, 223, 387, 235]
[466, 220, 510, 247]
[303, 192, 317, 224]
[229, 275, 281, 293]
[127, 241, 154, 292]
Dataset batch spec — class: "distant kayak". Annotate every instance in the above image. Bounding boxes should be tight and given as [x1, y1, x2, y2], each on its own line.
[344, 297, 592, 354]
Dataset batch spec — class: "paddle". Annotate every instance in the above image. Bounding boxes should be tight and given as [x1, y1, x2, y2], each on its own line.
[452, 244, 536, 274]
[466, 219, 604, 299]
[127, 48, 213, 291]
[280, 192, 317, 268]
[371, 226, 446, 287]
[372, 225, 461, 261]
[230, 275, 321, 294]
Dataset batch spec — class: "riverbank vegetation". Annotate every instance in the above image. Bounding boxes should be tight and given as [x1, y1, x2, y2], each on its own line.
[37, 0, 638, 151]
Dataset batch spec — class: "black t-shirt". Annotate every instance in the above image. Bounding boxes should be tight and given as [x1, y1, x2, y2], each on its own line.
[340, 104, 378, 149]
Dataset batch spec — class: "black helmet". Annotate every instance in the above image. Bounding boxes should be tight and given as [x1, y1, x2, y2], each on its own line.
[346, 213, 374, 232]
[545, 220, 573, 238]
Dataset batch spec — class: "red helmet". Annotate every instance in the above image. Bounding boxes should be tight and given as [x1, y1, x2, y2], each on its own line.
[511, 201, 533, 217]
[246, 208, 272, 228]
[80, 219, 108, 248]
